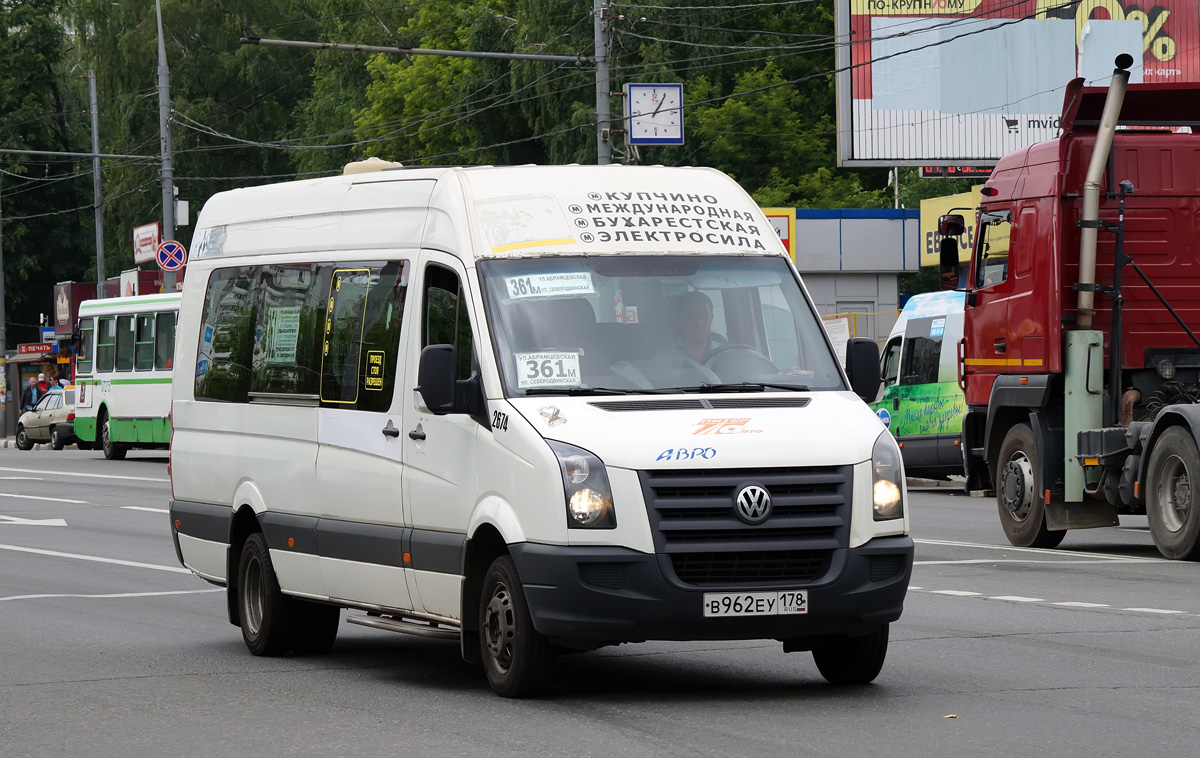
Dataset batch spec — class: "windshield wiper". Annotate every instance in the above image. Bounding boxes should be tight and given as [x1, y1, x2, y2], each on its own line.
[522, 386, 667, 396]
[668, 382, 811, 393]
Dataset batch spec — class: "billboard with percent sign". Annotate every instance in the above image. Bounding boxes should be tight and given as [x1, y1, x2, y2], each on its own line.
[835, 0, 1200, 165]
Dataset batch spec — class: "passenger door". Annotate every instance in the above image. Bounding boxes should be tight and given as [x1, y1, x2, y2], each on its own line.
[402, 253, 481, 619]
[963, 209, 1013, 406]
[873, 336, 902, 428]
[311, 260, 417, 611]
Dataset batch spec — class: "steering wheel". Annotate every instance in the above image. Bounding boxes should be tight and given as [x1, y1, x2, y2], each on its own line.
[703, 343, 779, 374]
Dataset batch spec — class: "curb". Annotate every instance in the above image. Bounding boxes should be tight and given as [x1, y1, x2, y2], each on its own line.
[0, 438, 50, 451]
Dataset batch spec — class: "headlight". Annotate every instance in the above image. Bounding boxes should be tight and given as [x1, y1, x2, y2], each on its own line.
[548, 441, 616, 529]
[872, 432, 904, 521]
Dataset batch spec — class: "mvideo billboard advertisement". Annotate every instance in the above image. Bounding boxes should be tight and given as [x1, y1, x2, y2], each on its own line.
[835, 0, 1200, 166]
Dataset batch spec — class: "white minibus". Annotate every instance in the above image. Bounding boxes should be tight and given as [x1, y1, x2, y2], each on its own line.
[169, 161, 913, 697]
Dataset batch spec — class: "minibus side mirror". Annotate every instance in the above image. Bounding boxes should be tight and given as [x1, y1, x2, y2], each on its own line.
[416, 344, 456, 413]
[939, 237, 960, 290]
[845, 338, 882, 402]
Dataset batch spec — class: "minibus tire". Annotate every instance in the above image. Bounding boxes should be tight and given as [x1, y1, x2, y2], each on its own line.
[479, 556, 552, 698]
[15, 425, 33, 451]
[237, 533, 295, 656]
[812, 624, 889, 685]
[291, 602, 340, 655]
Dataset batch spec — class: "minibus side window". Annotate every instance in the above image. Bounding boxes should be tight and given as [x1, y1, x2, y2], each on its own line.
[900, 317, 942, 386]
[77, 318, 94, 374]
[254, 263, 324, 396]
[116, 315, 135, 371]
[195, 267, 256, 403]
[319, 261, 407, 409]
[155, 312, 176, 370]
[135, 314, 155, 370]
[96, 317, 115, 372]
[423, 265, 474, 381]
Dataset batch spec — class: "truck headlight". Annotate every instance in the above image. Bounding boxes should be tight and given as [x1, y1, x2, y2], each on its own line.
[548, 441, 616, 529]
[872, 432, 904, 521]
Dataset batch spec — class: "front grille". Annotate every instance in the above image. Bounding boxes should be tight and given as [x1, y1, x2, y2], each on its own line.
[671, 551, 828, 585]
[640, 466, 850, 587]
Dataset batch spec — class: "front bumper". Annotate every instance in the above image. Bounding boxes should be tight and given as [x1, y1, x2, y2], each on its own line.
[510, 535, 913, 644]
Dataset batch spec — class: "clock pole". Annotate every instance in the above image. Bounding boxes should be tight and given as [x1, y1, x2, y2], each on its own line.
[593, 0, 612, 165]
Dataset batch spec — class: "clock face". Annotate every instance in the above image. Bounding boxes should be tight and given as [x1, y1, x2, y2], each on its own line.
[626, 84, 684, 145]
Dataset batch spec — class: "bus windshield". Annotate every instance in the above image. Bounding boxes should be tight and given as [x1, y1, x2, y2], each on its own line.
[477, 255, 844, 397]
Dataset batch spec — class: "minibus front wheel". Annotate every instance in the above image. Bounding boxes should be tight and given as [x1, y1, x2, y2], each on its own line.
[480, 555, 553, 697]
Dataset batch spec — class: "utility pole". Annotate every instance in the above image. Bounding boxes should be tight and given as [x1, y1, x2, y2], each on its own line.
[156, 0, 177, 292]
[593, 0, 611, 165]
[88, 71, 106, 295]
[0, 180, 6, 354]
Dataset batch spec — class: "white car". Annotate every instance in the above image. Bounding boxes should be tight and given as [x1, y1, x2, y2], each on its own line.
[16, 388, 84, 451]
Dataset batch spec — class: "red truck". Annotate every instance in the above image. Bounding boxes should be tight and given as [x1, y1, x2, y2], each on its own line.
[940, 55, 1200, 560]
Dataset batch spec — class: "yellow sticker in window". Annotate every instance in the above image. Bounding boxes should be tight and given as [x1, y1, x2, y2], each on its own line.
[365, 350, 385, 390]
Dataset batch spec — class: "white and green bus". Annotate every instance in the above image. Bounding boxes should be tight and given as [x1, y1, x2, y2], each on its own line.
[74, 293, 180, 459]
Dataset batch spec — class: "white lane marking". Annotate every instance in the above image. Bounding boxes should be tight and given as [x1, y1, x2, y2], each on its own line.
[0, 477, 44, 480]
[916, 558, 1165, 565]
[0, 515, 67, 527]
[122, 506, 169, 514]
[1053, 602, 1110, 608]
[989, 595, 1045, 602]
[0, 465, 167, 483]
[915, 538, 1158, 563]
[1122, 607, 1186, 614]
[0, 492, 88, 504]
[0, 543, 189, 574]
[0, 589, 219, 603]
[929, 590, 981, 597]
[909, 586, 923, 590]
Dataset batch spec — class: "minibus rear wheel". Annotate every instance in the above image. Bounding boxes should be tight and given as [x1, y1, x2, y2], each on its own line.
[237, 533, 295, 656]
[479, 555, 552, 697]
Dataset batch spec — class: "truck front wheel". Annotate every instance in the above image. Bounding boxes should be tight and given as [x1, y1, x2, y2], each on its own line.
[996, 423, 1066, 549]
[1145, 427, 1200, 560]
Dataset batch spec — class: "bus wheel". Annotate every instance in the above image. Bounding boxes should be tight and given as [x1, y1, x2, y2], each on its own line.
[996, 423, 1065, 549]
[101, 413, 127, 460]
[237, 533, 295, 656]
[15, 425, 33, 451]
[479, 555, 552, 697]
[812, 624, 889, 685]
[1146, 427, 1200, 560]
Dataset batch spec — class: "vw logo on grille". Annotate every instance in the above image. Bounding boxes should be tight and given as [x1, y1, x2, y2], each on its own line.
[734, 484, 772, 524]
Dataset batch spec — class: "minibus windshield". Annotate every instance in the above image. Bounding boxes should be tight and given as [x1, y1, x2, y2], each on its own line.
[477, 255, 846, 397]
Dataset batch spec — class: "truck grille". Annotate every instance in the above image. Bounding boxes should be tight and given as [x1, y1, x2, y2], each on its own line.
[639, 466, 850, 587]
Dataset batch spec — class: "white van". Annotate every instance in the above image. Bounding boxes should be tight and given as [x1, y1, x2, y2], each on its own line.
[168, 162, 913, 697]
[871, 291, 967, 480]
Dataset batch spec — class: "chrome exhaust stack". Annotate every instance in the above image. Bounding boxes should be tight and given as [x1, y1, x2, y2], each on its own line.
[1077, 53, 1134, 329]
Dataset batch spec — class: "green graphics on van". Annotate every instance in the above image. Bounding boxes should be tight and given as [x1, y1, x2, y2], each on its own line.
[871, 291, 967, 479]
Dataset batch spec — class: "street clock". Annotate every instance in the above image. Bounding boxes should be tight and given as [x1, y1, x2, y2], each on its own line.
[623, 83, 684, 146]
